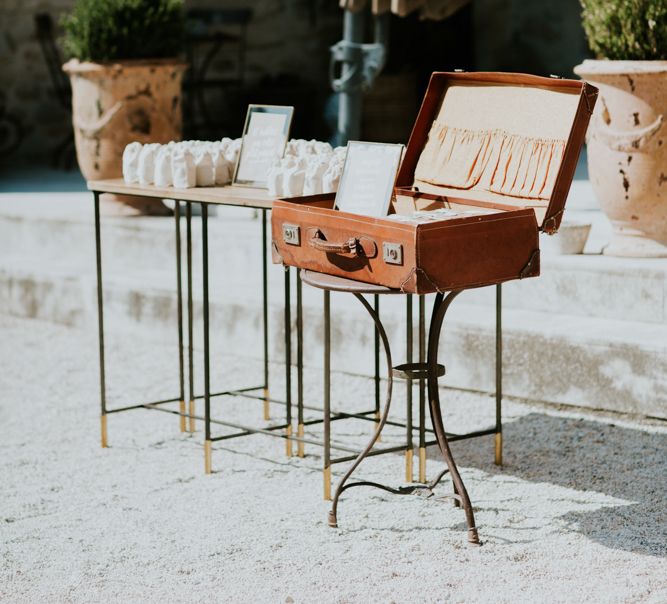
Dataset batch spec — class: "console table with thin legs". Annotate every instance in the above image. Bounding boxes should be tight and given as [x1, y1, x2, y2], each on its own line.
[88, 180, 292, 472]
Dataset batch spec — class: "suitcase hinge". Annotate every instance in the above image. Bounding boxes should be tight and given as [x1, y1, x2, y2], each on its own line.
[542, 209, 564, 235]
[519, 249, 540, 279]
[582, 83, 598, 116]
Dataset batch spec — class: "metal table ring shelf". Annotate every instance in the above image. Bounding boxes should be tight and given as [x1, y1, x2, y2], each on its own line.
[301, 269, 482, 545]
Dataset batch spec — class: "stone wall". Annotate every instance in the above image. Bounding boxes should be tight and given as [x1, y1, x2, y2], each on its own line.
[0, 0, 592, 165]
[0, 0, 75, 164]
[474, 0, 591, 77]
[0, 0, 341, 163]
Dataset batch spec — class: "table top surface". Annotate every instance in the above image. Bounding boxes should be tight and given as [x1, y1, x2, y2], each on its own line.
[87, 178, 276, 209]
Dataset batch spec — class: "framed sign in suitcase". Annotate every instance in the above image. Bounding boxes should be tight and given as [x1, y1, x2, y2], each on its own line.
[272, 72, 598, 293]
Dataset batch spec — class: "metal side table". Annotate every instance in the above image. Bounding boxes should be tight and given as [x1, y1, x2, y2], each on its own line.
[301, 269, 489, 545]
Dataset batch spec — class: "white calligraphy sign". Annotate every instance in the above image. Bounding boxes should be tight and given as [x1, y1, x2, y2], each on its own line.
[335, 141, 404, 217]
[233, 105, 294, 187]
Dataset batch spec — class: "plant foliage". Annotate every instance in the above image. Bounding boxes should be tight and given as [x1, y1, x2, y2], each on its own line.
[580, 0, 667, 60]
[62, 0, 185, 62]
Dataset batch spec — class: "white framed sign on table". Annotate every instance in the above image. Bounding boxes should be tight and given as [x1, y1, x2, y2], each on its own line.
[334, 141, 404, 218]
[233, 105, 294, 188]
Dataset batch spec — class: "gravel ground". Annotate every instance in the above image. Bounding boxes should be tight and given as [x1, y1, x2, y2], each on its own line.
[1, 313, 666, 603]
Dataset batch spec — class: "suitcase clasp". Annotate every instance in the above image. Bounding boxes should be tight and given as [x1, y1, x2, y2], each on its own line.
[383, 242, 403, 265]
[282, 223, 301, 246]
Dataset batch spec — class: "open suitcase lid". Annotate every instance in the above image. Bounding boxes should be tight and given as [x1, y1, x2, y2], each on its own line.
[396, 72, 598, 233]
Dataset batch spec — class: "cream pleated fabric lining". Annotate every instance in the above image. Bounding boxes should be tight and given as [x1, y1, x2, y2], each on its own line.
[414, 123, 566, 201]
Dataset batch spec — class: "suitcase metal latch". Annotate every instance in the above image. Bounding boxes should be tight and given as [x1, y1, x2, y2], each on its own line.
[282, 224, 300, 246]
[383, 242, 403, 265]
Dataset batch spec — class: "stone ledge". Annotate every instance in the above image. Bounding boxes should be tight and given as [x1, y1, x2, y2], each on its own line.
[1, 192, 666, 324]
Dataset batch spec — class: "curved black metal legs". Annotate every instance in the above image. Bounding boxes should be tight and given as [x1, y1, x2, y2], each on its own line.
[328, 290, 479, 544]
[427, 291, 480, 544]
[328, 293, 394, 527]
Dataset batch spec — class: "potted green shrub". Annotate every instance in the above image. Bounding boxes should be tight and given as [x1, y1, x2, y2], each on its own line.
[62, 0, 187, 213]
[574, 1, 667, 257]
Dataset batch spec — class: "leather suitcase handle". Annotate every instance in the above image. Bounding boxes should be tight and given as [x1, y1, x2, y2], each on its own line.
[308, 229, 377, 258]
[309, 233, 358, 255]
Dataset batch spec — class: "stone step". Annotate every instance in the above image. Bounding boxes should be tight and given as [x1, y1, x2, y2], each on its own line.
[2, 192, 666, 326]
[2, 257, 665, 420]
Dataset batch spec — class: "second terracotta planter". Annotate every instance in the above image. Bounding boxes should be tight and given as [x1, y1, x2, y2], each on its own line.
[574, 60, 667, 257]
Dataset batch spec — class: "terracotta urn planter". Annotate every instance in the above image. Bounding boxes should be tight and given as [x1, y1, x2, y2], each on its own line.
[63, 58, 186, 214]
[574, 60, 667, 257]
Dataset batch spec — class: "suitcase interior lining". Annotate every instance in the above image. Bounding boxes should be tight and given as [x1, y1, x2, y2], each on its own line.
[401, 77, 584, 227]
[414, 125, 566, 201]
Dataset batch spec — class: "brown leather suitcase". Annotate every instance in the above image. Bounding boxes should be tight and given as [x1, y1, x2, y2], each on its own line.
[272, 72, 598, 293]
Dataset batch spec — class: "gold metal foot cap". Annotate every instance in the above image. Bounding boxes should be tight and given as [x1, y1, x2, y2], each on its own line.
[405, 448, 414, 483]
[323, 466, 331, 501]
[100, 415, 108, 448]
[418, 447, 427, 483]
[494, 433, 503, 466]
[188, 400, 196, 433]
[263, 388, 270, 421]
[297, 423, 305, 458]
[285, 424, 293, 457]
[179, 400, 186, 433]
[204, 440, 212, 475]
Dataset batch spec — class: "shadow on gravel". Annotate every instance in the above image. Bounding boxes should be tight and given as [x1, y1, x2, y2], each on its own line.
[449, 413, 667, 558]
